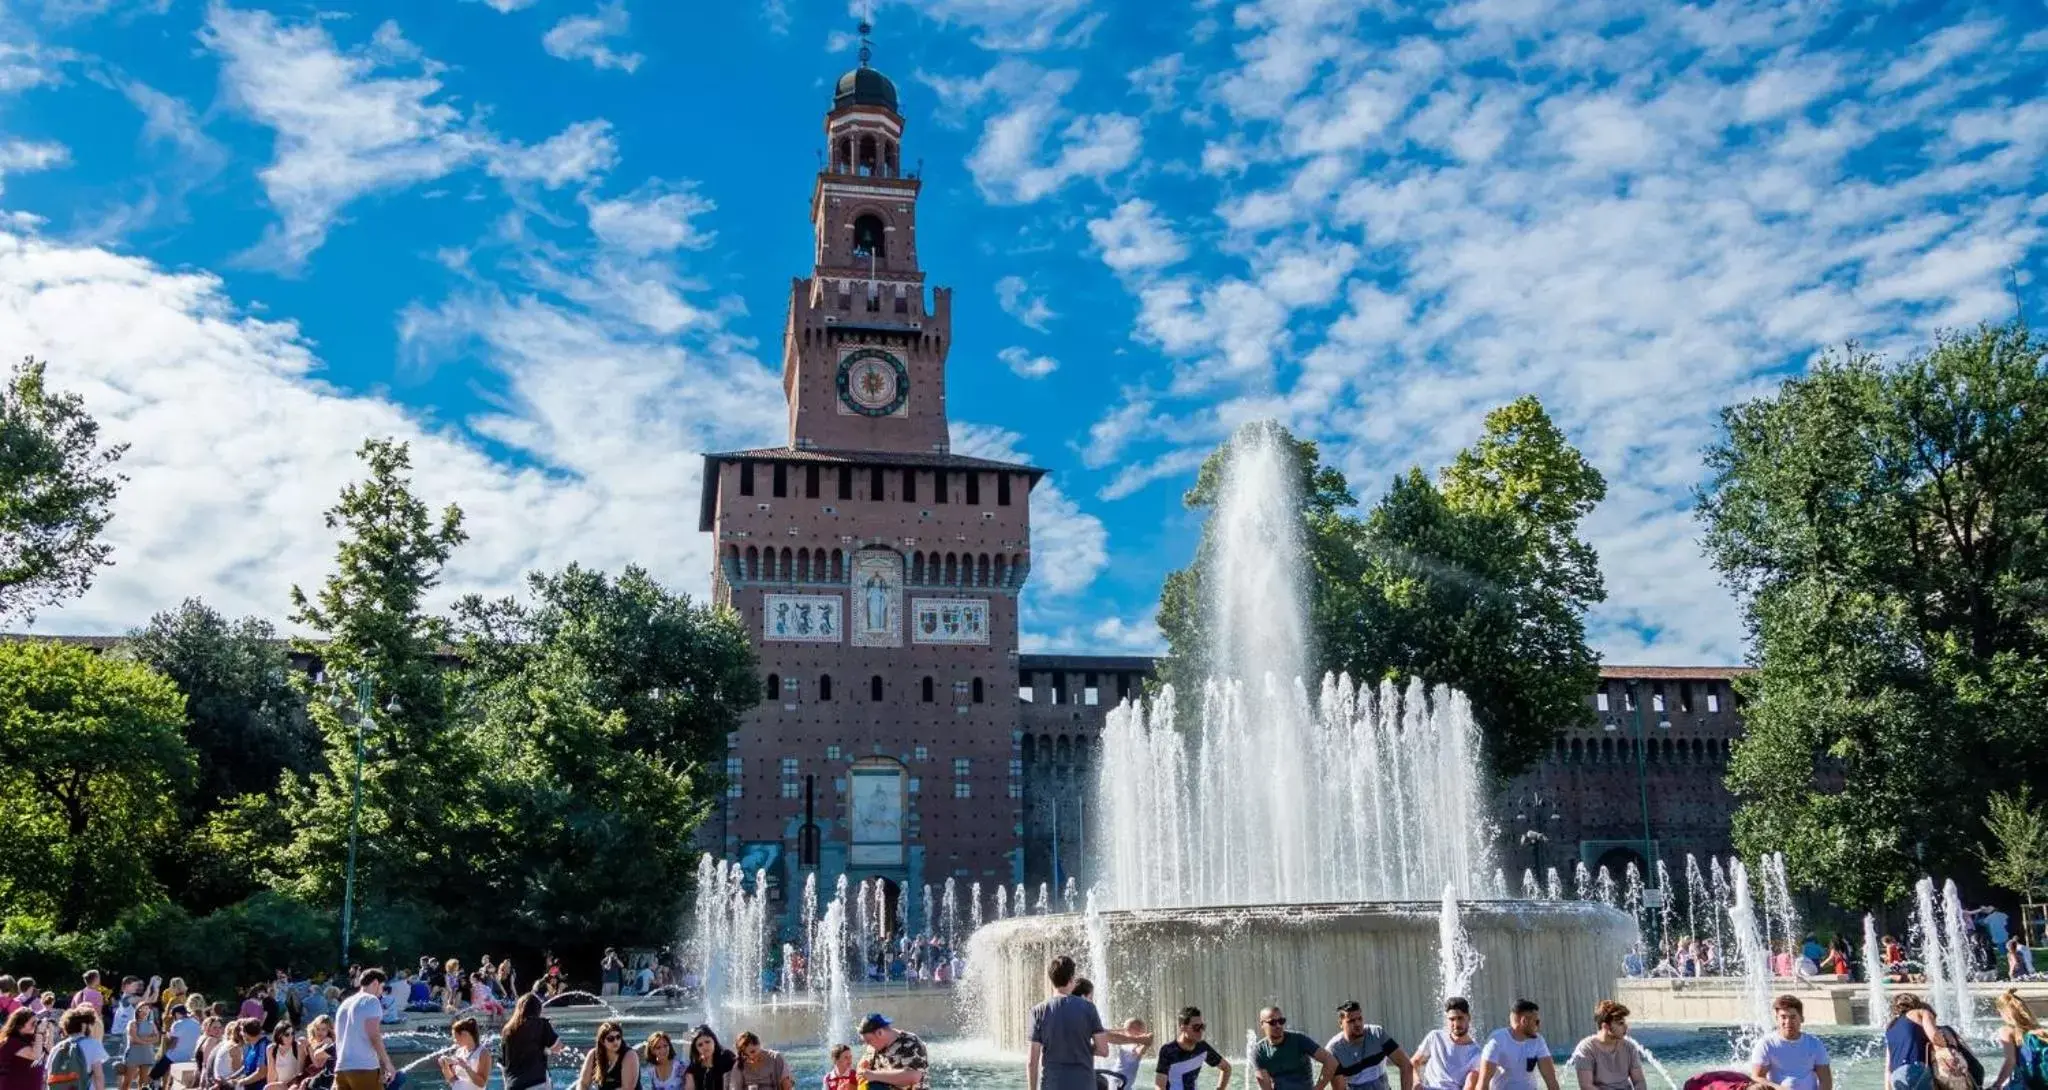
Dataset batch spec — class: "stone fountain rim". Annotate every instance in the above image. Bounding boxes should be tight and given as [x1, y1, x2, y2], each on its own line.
[970, 898, 1637, 929]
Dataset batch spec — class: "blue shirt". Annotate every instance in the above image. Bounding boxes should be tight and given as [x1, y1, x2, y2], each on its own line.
[1886, 1017, 1928, 1072]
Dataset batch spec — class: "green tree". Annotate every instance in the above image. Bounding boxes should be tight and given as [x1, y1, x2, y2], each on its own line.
[453, 564, 757, 769]
[122, 599, 316, 812]
[0, 358, 127, 621]
[1156, 402, 1607, 778]
[0, 639, 192, 930]
[1981, 787, 2048, 901]
[273, 439, 485, 930]
[1698, 321, 2048, 906]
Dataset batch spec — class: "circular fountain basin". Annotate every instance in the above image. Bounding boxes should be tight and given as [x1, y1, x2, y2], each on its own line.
[967, 900, 1637, 1051]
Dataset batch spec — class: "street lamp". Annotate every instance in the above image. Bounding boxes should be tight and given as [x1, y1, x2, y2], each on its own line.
[339, 676, 400, 978]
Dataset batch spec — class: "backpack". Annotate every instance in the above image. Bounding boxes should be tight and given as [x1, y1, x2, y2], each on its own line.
[45, 1036, 90, 1090]
[2014, 1033, 2048, 1090]
[1932, 1026, 1981, 1090]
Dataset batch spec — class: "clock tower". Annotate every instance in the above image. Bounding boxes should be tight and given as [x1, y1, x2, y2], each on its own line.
[783, 29, 951, 454]
[697, 27, 1041, 932]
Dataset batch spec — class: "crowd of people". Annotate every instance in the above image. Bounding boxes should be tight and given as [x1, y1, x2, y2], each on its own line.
[1637, 911, 2038, 984]
[1018, 952, 2048, 1090]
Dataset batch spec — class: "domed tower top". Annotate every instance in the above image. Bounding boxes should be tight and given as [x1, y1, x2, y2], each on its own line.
[833, 21, 898, 113]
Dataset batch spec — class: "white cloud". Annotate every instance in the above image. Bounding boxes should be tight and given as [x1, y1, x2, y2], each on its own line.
[0, 201, 784, 634]
[873, 0, 1097, 52]
[1128, 53, 1183, 112]
[994, 274, 1054, 330]
[1071, 0, 2048, 662]
[485, 119, 620, 189]
[950, 422, 1107, 599]
[1087, 199, 1187, 275]
[463, 0, 538, 11]
[997, 346, 1058, 378]
[543, 3, 643, 74]
[955, 61, 1141, 204]
[119, 81, 223, 165]
[0, 140, 67, 195]
[584, 182, 716, 254]
[202, 4, 479, 269]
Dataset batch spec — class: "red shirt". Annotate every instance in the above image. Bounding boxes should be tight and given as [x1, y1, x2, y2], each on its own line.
[823, 1071, 857, 1090]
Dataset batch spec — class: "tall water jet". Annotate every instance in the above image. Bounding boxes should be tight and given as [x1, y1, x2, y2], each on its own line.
[1653, 859, 1675, 947]
[1726, 858, 1773, 1043]
[1014, 883, 1028, 921]
[818, 894, 852, 1047]
[969, 422, 1635, 1053]
[1710, 858, 1730, 965]
[1522, 870, 1541, 899]
[995, 885, 1009, 920]
[1942, 880, 1976, 1037]
[1914, 878, 1952, 1025]
[1863, 914, 1888, 1029]
[971, 882, 984, 931]
[1596, 865, 1617, 908]
[922, 884, 933, 939]
[1036, 883, 1050, 915]
[1438, 884, 1483, 1002]
[1685, 855, 1705, 945]
[1575, 862, 1592, 901]
[1546, 868, 1563, 902]
[942, 878, 959, 948]
[1762, 853, 1798, 956]
[1064, 877, 1078, 915]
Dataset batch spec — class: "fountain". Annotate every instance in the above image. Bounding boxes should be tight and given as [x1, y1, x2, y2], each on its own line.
[1437, 884, 1483, 1002]
[1863, 914, 1888, 1028]
[1914, 877, 1953, 1026]
[1941, 879, 1976, 1036]
[966, 423, 1635, 1052]
[1725, 859, 1773, 1043]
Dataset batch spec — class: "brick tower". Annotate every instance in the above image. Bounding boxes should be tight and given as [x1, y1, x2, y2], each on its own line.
[698, 28, 1040, 934]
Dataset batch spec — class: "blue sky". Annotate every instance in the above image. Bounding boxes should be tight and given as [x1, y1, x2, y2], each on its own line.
[1, 0, 2044, 664]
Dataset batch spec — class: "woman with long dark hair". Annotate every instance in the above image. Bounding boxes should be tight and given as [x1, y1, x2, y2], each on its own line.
[573, 1021, 637, 1090]
[642, 1033, 685, 1090]
[500, 994, 561, 1090]
[683, 1027, 734, 1090]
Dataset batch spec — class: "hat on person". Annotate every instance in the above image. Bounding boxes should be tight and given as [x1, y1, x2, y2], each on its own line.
[858, 1013, 891, 1035]
[1335, 1001, 1362, 1013]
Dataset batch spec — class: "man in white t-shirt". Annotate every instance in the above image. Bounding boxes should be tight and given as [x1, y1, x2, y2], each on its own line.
[1411, 998, 1483, 1090]
[1477, 1000, 1559, 1090]
[1747, 997, 1830, 1090]
[333, 968, 395, 1090]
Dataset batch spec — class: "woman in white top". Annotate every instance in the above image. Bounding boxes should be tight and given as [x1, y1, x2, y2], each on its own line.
[207, 1023, 245, 1090]
[643, 1032, 686, 1090]
[438, 1017, 493, 1090]
[265, 1024, 307, 1090]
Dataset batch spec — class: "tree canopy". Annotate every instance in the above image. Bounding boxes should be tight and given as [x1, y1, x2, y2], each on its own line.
[1698, 320, 2048, 906]
[1158, 399, 1607, 778]
[0, 357, 127, 621]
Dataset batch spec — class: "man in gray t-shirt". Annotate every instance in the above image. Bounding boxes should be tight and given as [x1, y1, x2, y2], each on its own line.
[1029, 956, 1107, 1090]
[1326, 1002, 1412, 1090]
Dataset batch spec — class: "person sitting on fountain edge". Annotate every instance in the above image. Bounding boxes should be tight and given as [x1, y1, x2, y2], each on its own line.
[1748, 997, 1829, 1090]
[1327, 1001, 1411, 1090]
[856, 1013, 928, 1090]
[1154, 1007, 1230, 1090]
[1477, 1000, 1559, 1090]
[1251, 1007, 1334, 1090]
[1410, 998, 1481, 1090]
[1568, 1001, 1645, 1090]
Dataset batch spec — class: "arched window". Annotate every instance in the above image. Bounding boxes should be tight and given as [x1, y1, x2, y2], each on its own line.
[944, 553, 958, 585]
[832, 548, 844, 581]
[765, 673, 780, 701]
[911, 552, 925, 584]
[994, 555, 1007, 586]
[921, 676, 934, 703]
[852, 214, 885, 259]
[780, 547, 794, 580]
[819, 674, 833, 701]
[977, 554, 990, 586]
[857, 135, 879, 176]
[870, 675, 884, 702]
[1022, 735, 1036, 760]
[744, 545, 758, 579]
[972, 677, 985, 703]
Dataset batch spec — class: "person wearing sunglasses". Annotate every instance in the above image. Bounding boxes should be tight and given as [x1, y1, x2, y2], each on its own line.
[1154, 1007, 1230, 1090]
[575, 1021, 638, 1090]
[1477, 1000, 1558, 1090]
[1252, 1009, 1333, 1090]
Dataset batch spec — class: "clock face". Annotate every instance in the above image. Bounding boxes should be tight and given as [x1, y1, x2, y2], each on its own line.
[837, 348, 910, 417]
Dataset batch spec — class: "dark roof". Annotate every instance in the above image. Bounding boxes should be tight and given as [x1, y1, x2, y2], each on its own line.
[834, 66, 898, 112]
[699, 447, 1045, 531]
[1019, 654, 1161, 673]
[1599, 665, 1752, 680]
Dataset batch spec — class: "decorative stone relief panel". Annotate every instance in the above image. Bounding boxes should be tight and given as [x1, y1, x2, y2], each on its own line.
[763, 594, 843, 642]
[910, 597, 989, 645]
[851, 549, 903, 647]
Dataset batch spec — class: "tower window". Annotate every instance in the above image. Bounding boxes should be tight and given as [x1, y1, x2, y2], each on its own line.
[870, 467, 884, 502]
[934, 470, 949, 504]
[921, 676, 935, 703]
[839, 466, 853, 500]
[740, 462, 755, 496]
[1708, 690, 1722, 714]
[1596, 690, 1610, 712]
[805, 464, 820, 499]
[852, 214, 885, 259]
[819, 674, 833, 701]
[972, 677, 985, 704]
[870, 675, 883, 701]
[903, 470, 917, 503]
[966, 473, 981, 505]
[772, 462, 788, 498]
[997, 474, 1012, 506]
[764, 673, 779, 701]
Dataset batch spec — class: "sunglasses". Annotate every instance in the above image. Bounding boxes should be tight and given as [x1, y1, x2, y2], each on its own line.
[603, 1034, 623, 1043]
[1263, 1018, 1286, 1026]
[1188, 1024, 1206, 1032]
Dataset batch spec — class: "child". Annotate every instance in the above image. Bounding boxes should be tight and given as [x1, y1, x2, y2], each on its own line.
[1106, 1019, 1149, 1090]
[823, 1043, 856, 1090]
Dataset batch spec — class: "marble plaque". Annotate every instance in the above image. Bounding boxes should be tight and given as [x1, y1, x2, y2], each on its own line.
[911, 597, 990, 645]
[762, 593, 843, 642]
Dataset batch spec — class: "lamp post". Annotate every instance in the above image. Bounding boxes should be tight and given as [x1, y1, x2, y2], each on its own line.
[339, 677, 399, 978]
